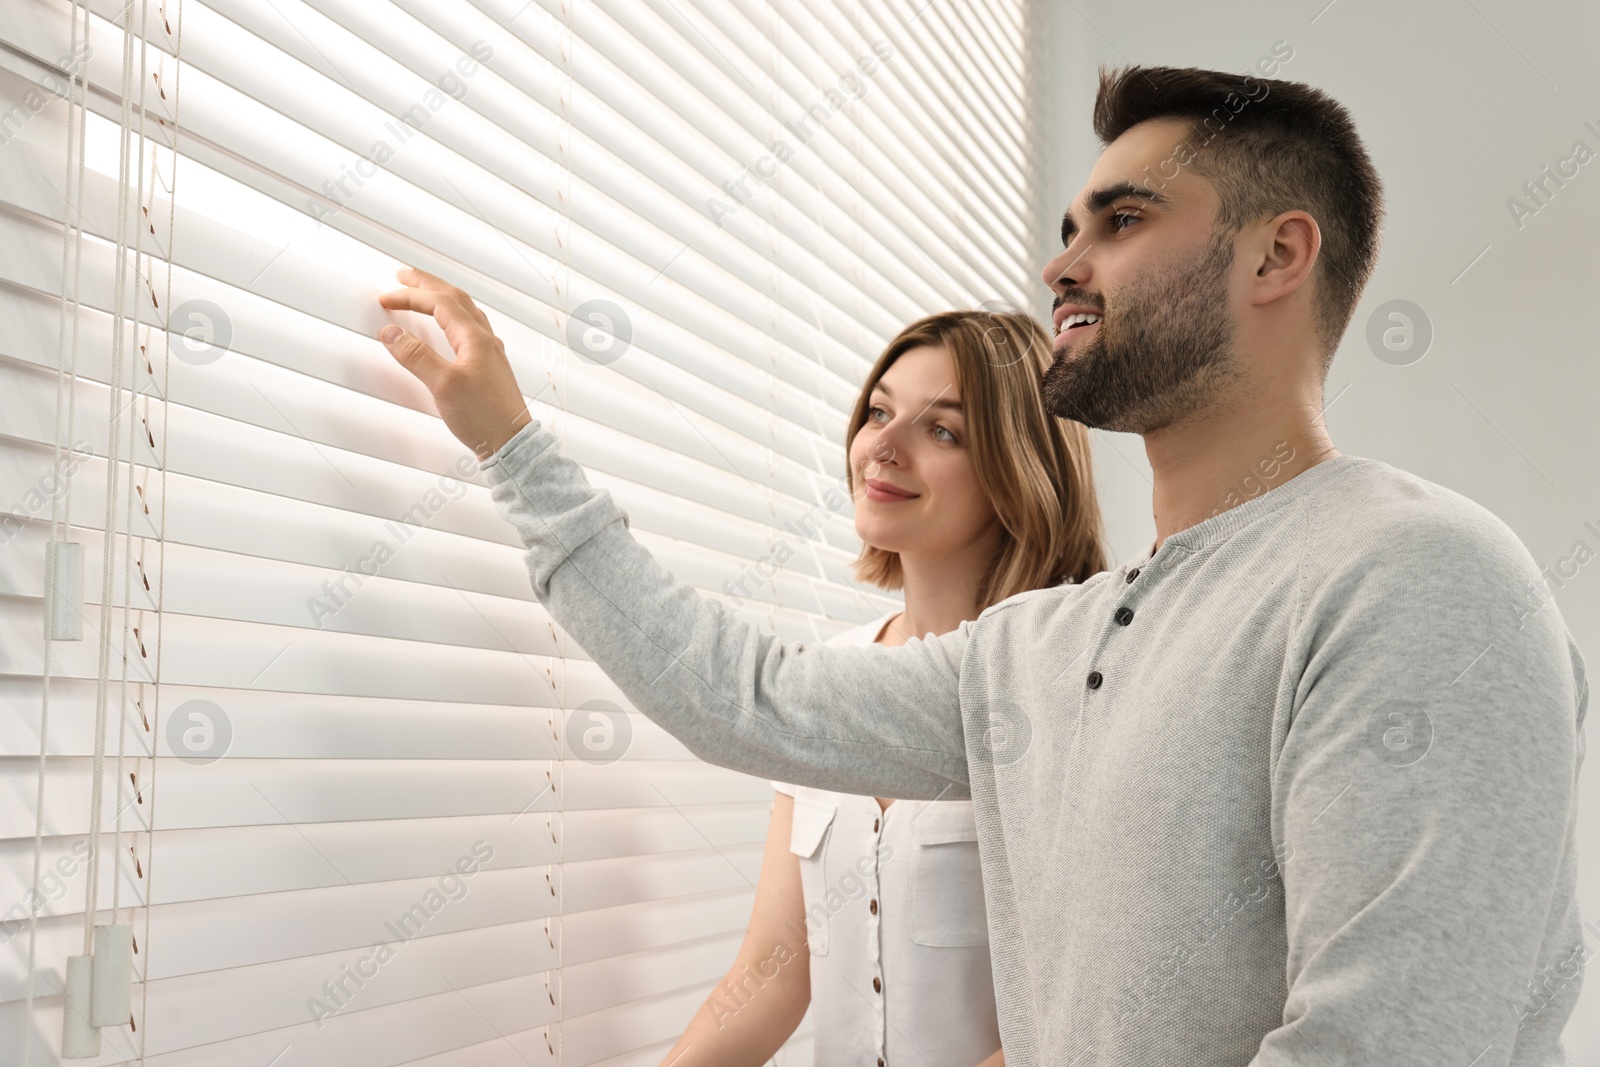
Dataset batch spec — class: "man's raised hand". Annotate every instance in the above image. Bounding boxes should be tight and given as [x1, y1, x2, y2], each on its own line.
[377, 267, 534, 461]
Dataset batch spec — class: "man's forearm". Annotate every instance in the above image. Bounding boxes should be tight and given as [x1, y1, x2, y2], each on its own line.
[481, 420, 972, 799]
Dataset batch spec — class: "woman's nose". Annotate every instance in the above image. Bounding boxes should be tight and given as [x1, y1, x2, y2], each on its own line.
[866, 421, 906, 465]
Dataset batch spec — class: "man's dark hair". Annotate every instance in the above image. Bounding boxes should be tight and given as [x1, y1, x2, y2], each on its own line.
[1093, 66, 1384, 370]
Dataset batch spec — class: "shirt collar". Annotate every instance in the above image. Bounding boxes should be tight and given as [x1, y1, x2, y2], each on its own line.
[1121, 454, 1367, 572]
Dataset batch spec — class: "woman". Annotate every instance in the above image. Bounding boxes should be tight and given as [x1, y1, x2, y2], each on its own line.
[658, 310, 1107, 1067]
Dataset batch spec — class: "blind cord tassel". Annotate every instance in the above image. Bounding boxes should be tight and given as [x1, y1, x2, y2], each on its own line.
[89, 923, 135, 1027]
[59, 957, 97, 1058]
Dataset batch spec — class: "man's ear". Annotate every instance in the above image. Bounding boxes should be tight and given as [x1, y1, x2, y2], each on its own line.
[1248, 210, 1320, 307]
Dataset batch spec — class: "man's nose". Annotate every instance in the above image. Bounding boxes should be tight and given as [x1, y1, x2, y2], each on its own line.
[1041, 241, 1092, 292]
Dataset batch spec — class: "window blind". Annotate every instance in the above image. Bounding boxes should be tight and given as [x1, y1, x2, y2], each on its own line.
[0, 0, 1042, 1062]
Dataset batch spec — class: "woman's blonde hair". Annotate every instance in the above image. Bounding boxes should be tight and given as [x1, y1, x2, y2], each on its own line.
[846, 309, 1107, 612]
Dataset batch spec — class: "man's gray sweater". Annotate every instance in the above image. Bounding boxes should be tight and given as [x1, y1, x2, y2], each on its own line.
[481, 421, 1588, 1067]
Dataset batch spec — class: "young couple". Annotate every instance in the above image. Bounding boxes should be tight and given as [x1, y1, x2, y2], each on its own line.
[378, 66, 1587, 1067]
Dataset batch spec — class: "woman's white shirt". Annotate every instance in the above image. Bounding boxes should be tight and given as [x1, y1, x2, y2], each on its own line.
[773, 617, 1001, 1067]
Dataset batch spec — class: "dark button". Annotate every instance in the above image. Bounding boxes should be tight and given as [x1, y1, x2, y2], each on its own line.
[873, 818, 880, 832]
[1125, 567, 1140, 583]
[1086, 670, 1103, 689]
[1114, 606, 1134, 626]
[878, 1060, 885, 1067]
[873, 976, 882, 993]
[870, 898, 878, 914]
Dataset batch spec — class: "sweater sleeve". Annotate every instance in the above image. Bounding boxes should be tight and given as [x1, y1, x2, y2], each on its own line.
[1258, 502, 1587, 1066]
[480, 420, 972, 800]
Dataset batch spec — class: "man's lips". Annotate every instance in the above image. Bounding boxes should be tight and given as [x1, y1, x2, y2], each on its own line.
[864, 477, 918, 502]
[1052, 319, 1100, 350]
[1052, 302, 1103, 333]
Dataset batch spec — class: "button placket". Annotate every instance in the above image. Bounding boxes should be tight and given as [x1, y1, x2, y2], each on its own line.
[868, 807, 883, 942]
[1090, 561, 1150, 690]
[869, 802, 886, 1063]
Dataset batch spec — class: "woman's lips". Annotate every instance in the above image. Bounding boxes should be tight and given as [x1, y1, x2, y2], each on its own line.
[864, 479, 918, 502]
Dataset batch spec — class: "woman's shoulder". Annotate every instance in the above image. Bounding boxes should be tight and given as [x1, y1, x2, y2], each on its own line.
[768, 616, 898, 795]
[770, 780, 856, 806]
[821, 614, 898, 647]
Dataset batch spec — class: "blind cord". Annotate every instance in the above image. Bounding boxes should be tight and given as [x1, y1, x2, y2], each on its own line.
[556, 4, 572, 1060]
[83, 0, 145, 971]
[23, 0, 91, 1060]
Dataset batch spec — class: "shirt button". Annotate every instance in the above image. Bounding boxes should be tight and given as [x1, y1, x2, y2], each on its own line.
[1125, 567, 1140, 583]
[873, 818, 880, 832]
[879, 1060, 885, 1067]
[1114, 606, 1134, 626]
[1086, 670, 1103, 690]
[870, 898, 878, 914]
[873, 976, 882, 993]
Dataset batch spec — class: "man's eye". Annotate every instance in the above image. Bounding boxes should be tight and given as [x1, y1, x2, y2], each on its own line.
[1110, 211, 1141, 232]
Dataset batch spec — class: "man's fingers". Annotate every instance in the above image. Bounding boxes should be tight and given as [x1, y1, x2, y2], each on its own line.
[380, 284, 492, 342]
[378, 285, 450, 319]
[378, 286, 492, 354]
[380, 325, 452, 391]
[395, 266, 490, 329]
[397, 265, 451, 293]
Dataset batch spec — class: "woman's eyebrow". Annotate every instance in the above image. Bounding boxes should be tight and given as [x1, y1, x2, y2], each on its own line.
[875, 382, 964, 415]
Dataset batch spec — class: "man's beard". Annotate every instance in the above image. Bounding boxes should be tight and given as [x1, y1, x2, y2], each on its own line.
[1040, 230, 1244, 434]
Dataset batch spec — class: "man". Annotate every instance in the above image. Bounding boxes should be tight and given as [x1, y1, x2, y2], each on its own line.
[378, 67, 1587, 1066]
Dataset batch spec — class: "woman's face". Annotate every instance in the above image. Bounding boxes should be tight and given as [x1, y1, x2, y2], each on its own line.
[849, 345, 1000, 560]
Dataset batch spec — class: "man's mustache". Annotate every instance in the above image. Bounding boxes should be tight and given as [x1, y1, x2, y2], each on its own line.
[1053, 289, 1105, 314]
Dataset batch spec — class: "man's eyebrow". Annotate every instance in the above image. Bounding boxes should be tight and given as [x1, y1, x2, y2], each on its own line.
[1059, 181, 1172, 246]
[873, 380, 964, 414]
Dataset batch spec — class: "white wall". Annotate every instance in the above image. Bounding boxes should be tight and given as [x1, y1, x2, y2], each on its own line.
[1040, 0, 1600, 1059]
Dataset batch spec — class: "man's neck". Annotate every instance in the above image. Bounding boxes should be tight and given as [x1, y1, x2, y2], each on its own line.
[1144, 388, 1340, 553]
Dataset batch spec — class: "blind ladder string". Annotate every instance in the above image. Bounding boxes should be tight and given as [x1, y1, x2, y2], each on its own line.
[137, 0, 184, 1056]
[110, 0, 156, 928]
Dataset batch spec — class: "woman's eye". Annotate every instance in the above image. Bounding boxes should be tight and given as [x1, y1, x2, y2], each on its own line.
[932, 424, 956, 443]
[868, 404, 889, 423]
[1110, 211, 1141, 232]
